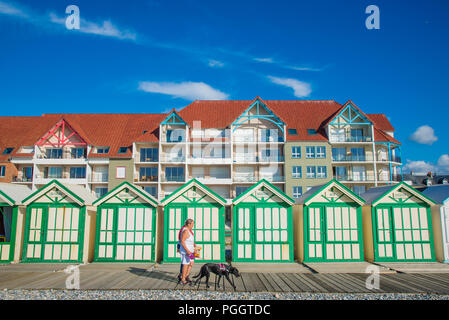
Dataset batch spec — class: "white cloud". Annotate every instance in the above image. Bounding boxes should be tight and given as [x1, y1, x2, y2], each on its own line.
[409, 125, 438, 145]
[0, 1, 137, 41]
[403, 160, 436, 175]
[208, 59, 224, 68]
[288, 65, 327, 72]
[0, 1, 27, 17]
[138, 81, 229, 100]
[404, 154, 449, 175]
[49, 13, 137, 41]
[267, 75, 311, 98]
[254, 57, 274, 63]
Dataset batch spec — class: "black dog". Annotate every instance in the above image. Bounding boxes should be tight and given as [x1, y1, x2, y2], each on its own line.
[192, 263, 240, 289]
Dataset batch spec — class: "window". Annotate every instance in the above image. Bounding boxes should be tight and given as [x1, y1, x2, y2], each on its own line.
[2, 148, 13, 155]
[96, 147, 110, 154]
[95, 187, 108, 198]
[45, 167, 62, 179]
[335, 166, 347, 180]
[291, 146, 301, 159]
[71, 148, 85, 159]
[316, 166, 327, 179]
[70, 167, 86, 179]
[139, 167, 158, 182]
[116, 167, 126, 179]
[144, 186, 157, 198]
[288, 128, 298, 135]
[46, 148, 62, 159]
[260, 129, 282, 142]
[353, 185, 366, 196]
[236, 186, 249, 196]
[22, 167, 33, 181]
[351, 148, 365, 161]
[292, 166, 302, 178]
[332, 148, 346, 161]
[0, 166, 5, 177]
[166, 129, 185, 142]
[118, 147, 128, 154]
[351, 129, 364, 142]
[305, 146, 315, 159]
[306, 166, 316, 178]
[307, 129, 317, 135]
[140, 148, 158, 162]
[292, 186, 302, 199]
[330, 128, 345, 142]
[165, 167, 184, 182]
[316, 146, 326, 159]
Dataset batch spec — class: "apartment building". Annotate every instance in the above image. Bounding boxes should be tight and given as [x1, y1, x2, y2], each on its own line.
[0, 97, 402, 200]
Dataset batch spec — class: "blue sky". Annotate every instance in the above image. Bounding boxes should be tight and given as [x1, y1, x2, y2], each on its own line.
[0, 0, 448, 174]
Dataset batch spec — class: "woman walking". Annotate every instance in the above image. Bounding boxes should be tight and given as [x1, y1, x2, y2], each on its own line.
[179, 219, 196, 285]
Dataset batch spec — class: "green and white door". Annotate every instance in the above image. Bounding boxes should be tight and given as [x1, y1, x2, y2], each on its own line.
[305, 205, 363, 261]
[24, 205, 84, 262]
[162, 179, 226, 263]
[373, 205, 434, 261]
[234, 204, 292, 262]
[165, 204, 223, 262]
[300, 180, 366, 262]
[0, 206, 18, 262]
[96, 206, 156, 261]
[93, 182, 159, 262]
[368, 182, 436, 262]
[233, 180, 295, 262]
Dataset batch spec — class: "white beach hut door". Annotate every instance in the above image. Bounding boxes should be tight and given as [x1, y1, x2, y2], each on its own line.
[97, 208, 114, 259]
[307, 207, 323, 260]
[236, 207, 252, 260]
[167, 207, 183, 259]
[25, 208, 44, 260]
[188, 206, 221, 261]
[116, 207, 154, 261]
[375, 208, 394, 260]
[43, 207, 81, 261]
[444, 206, 449, 261]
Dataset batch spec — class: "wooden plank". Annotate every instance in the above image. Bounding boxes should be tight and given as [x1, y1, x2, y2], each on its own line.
[292, 273, 328, 292]
[268, 273, 293, 292]
[23, 272, 68, 289]
[397, 274, 449, 294]
[97, 271, 136, 289]
[1, 272, 56, 289]
[258, 273, 282, 292]
[413, 273, 449, 288]
[242, 273, 266, 292]
[338, 274, 373, 293]
[81, 272, 121, 290]
[278, 273, 303, 292]
[380, 274, 424, 293]
[315, 274, 353, 293]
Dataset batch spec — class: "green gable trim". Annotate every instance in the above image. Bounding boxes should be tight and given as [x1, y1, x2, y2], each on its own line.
[371, 182, 436, 207]
[161, 179, 226, 206]
[329, 101, 373, 126]
[304, 179, 365, 206]
[93, 181, 158, 207]
[0, 190, 15, 206]
[232, 179, 295, 205]
[22, 180, 85, 206]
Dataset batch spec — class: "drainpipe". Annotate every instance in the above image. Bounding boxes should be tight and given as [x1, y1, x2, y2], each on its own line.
[371, 125, 378, 187]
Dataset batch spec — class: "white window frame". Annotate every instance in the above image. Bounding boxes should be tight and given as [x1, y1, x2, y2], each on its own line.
[292, 186, 302, 198]
[292, 166, 302, 179]
[291, 146, 301, 159]
[316, 146, 326, 159]
[306, 146, 315, 159]
[316, 166, 327, 179]
[116, 166, 126, 179]
[306, 166, 316, 179]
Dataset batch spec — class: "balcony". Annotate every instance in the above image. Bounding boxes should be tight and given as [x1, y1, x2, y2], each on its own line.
[90, 174, 109, 183]
[136, 175, 158, 183]
[12, 176, 33, 183]
[194, 176, 232, 184]
[234, 155, 258, 163]
[335, 174, 375, 182]
[188, 155, 231, 165]
[330, 136, 372, 143]
[332, 155, 373, 162]
[233, 174, 257, 183]
[160, 155, 186, 163]
[259, 175, 284, 182]
[259, 156, 285, 163]
[391, 156, 402, 164]
[161, 176, 185, 183]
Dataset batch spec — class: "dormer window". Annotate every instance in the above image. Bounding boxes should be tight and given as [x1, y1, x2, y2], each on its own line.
[96, 147, 110, 154]
[118, 147, 128, 154]
[2, 147, 14, 155]
[307, 129, 317, 135]
[288, 129, 298, 135]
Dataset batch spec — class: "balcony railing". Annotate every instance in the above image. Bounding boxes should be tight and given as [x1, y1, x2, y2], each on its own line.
[160, 156, 186, 162]
[234, 156, 258, 163]
[335, 174, 376, 182]
[138, 175, 158, 182]
[90, 174, 109, 182]
[233, 174, 257, 182]
[38, 150, 87, 160]
[332, 156, 372, 162]
[330, 136, 372, 143]
[161, 176, 185, 183]
[259, 156, 285, 162]
[12, 176, 32, 183]
[259, 175, 284, 182]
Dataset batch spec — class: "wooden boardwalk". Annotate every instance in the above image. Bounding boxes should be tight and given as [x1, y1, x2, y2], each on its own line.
[1, 263, 449, 294]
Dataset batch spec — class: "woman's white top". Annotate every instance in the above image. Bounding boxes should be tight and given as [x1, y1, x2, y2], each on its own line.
[180, 229, 194, 254]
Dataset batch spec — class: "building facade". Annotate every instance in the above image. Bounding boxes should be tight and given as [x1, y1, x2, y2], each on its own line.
[0, 97, 403, 200]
